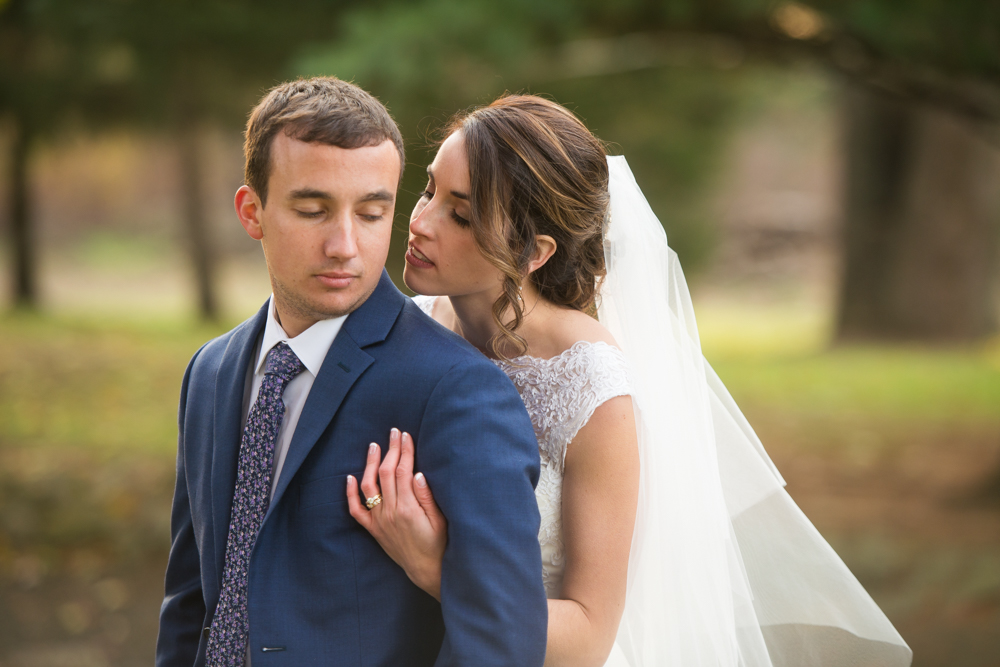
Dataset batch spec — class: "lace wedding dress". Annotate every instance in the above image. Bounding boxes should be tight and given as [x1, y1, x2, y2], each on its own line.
[414, 295, 633, 599]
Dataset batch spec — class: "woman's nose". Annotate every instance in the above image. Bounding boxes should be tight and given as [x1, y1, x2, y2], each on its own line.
[409, 201, 433, 238]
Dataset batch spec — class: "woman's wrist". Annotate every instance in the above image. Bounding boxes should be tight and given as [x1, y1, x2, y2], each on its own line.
[409, 563, 442, 602]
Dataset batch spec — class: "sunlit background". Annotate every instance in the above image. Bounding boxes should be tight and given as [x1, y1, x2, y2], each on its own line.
[1, 1, 999, 665]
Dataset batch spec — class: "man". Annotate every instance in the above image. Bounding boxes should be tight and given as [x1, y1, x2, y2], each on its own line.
[156, 77, 547, 666]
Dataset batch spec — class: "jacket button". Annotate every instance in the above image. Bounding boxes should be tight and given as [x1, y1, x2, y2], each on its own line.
[203, 626, 211, 639]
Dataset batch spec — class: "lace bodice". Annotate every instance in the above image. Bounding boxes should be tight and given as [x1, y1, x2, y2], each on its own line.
[414, 295, 633, 596]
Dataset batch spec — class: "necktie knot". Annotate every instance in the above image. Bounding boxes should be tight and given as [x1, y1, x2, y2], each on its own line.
[265, 342, 305, 383]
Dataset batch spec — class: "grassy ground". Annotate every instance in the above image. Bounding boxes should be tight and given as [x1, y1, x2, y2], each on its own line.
[0, 304, 998, 666]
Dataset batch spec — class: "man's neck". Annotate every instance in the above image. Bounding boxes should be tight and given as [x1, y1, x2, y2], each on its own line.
[272, 300, 317, 339]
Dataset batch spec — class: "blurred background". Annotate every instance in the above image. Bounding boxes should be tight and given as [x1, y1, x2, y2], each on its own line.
[1, 0, 998, 665]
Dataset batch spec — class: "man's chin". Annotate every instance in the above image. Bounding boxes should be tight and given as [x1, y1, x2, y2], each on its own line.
[310, 294, 367, 319]
[314, 280, 382, 318]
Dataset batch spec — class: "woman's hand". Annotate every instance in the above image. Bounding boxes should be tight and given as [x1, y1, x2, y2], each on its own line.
[346, 428, 447, 601]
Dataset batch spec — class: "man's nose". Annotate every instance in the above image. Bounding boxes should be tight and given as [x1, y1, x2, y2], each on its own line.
[323, 214, 359, 259]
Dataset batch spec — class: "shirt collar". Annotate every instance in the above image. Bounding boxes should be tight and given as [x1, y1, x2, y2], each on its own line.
[254, 296, 347, 378]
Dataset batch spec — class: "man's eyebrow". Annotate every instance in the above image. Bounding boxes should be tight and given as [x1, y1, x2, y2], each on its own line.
[359, 189, 395, 204]
[289, 188, 331, 200]
[287, 188, 394, 204]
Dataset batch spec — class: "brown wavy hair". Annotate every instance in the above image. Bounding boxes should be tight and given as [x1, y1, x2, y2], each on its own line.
[445, 95, 609, 358]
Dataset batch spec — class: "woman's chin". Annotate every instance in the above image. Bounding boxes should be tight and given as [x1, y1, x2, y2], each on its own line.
[402, 265, 436, 296]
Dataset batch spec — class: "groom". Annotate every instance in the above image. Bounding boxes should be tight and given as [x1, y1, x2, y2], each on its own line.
[156, 77, 547, 666]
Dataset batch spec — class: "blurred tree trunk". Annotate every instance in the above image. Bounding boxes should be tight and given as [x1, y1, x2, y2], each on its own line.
[836, 84, 1000, 342]
[976, 467, 1000, 503]
[178, 121, 219, 321]
[8, 116, 37, 309]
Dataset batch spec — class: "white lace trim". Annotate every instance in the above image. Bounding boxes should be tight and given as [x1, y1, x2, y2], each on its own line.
[494, 341, 633, 470]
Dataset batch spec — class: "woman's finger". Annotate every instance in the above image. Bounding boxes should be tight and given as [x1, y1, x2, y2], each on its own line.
[395, 431, 418, 507]
[378, 428, 402, 509]
[346, 474, 373, 530]
[359, 442, 382, 501]
[413, 472, 447, 531]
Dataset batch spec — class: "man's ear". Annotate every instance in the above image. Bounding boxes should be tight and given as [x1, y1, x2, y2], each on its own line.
[526, 235, 557, 275]
[235, 185, 265, 241]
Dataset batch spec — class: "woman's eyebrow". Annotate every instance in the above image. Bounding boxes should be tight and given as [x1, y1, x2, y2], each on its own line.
[426, 166, 467, 199]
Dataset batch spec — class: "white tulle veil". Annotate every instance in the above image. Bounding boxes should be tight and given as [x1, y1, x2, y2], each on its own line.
[598, 156, 912, 667]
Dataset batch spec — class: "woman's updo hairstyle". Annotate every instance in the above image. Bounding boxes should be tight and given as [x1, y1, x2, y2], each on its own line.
[445, 95, 609, 358]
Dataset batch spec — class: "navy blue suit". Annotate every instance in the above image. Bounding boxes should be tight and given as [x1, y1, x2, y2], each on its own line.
[156, 272, 547, 666]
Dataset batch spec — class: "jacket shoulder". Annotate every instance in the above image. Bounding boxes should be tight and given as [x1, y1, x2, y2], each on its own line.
[391, 299, 505, 376]
[187, 311, 261, 381]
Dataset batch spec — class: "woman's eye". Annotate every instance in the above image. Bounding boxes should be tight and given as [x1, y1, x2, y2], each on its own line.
[419, 189, 433, 199]
[451, 210, 470, 227]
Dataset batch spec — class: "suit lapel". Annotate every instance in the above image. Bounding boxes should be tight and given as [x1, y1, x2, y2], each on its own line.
[265, 270, 406, 518]
[210, 300, 268, 582]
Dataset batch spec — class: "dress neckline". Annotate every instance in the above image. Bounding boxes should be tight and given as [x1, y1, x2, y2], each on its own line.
[495, 340, 622, 367]
[415, 295, 622, 367]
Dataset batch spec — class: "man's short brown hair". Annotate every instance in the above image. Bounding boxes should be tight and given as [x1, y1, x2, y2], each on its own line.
[244, 77, 405, 204]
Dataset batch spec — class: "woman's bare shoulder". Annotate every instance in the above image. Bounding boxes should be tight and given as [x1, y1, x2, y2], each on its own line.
[549, 308, 620, 353]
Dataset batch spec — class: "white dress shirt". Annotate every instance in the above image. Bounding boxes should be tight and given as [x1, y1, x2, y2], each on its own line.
[242, 296, 347, 500]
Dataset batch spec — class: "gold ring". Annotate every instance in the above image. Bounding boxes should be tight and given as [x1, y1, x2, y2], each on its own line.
[366, 494, 382, 509]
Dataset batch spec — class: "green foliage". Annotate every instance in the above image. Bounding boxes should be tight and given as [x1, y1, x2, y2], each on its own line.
[809, 0, 1000, 75]
[0, 0, 361, 136]
[0, 313, 224, 455]
[715, 347, 1000, 426]
[698, 299, 1000, 426]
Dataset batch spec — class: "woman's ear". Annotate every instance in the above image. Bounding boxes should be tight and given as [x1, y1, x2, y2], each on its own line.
[526, 235, 557, 275]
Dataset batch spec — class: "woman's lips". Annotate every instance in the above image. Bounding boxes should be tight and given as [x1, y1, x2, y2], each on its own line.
[316, 272, 357, 289]
[406, 246, 435, 269]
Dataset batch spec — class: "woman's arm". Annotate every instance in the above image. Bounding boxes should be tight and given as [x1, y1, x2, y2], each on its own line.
[347, 395, 638, 666]
[544, 394, 638, 666]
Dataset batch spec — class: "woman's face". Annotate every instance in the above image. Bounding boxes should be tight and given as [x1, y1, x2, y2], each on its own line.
[403, 131, 503, 298]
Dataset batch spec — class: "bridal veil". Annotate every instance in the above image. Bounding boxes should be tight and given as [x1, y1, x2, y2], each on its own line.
[598, 156, 912, 667]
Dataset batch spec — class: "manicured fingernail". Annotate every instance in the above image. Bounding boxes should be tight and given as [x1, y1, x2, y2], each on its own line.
[391, 427, 399, 438]
[369, 443, 378, 454]
[347, 475, 354, 483]
[415, 472, 427, 488]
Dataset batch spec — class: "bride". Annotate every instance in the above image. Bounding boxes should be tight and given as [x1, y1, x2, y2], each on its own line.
[345, 95, 912, 667]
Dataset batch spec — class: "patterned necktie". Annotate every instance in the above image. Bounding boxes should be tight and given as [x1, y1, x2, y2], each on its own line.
[206, 342, 305, 666]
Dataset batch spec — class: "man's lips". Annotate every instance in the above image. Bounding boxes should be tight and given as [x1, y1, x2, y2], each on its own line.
[315, 272, 358, 288]
[406, 245, 434, 269]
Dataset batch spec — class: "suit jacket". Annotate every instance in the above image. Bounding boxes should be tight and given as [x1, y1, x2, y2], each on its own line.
[156, 271, 547, 666]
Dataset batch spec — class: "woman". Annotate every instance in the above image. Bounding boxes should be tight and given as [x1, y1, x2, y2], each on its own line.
[347, 95, 913, 666]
